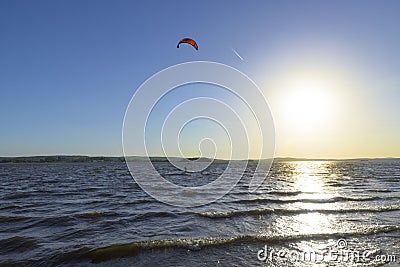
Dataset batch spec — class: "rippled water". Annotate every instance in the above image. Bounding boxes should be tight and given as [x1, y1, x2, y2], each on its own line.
[1, 159, 399, 266]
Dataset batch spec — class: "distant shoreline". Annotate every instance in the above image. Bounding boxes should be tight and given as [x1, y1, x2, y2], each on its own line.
[0, 155, 398, 163]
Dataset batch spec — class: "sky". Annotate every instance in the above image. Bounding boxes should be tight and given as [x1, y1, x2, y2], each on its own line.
[0, 0, 399, 158]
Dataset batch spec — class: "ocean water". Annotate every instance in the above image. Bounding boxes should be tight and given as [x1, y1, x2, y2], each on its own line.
[0, 159, 399, 266]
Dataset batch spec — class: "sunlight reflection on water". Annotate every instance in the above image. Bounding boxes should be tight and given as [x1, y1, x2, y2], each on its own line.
[283, 161, 340, 253]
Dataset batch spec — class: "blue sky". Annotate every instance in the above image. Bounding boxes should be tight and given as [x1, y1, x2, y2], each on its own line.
[1, 0, 399, 157]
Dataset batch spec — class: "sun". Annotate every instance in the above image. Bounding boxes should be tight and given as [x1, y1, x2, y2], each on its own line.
[281, 81, 334, 132]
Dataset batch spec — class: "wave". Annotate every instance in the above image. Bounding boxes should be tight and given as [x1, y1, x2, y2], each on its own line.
[124, 199, 154, 205]
[0, 236, 39, 253]
[52, 225, 400, 264]
[0, 215, 32, 223]
[133, 211, 179, 221]
[231, 195, 395, 204]
[81, 187, 102, 191]
[76, 211, 119, 219]
[0, 204, 23, 211]
[195, 206, 400, 218]
[270, 190, 303, 196]
[52, 191, 82, 197]
[0, 212, 119, 228]
[95, 192, 114, 197]
[367, 189, 394, 193]
[2, 192, 34, 200]
[163, 171, 190, 176]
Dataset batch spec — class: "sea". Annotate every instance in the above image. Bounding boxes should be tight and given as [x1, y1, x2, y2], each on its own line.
[0, 159, 399, 266]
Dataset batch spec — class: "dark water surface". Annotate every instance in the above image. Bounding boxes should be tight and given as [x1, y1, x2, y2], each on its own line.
[1, 159, 399, 266]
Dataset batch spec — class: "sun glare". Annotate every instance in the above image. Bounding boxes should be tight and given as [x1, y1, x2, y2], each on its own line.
[281, 81, 334, 132]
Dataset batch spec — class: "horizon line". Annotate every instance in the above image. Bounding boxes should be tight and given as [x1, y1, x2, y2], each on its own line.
[1, 154, 399, 161]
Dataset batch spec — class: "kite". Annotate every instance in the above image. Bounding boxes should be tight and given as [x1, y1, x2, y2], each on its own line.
[177, 38, 198, 50]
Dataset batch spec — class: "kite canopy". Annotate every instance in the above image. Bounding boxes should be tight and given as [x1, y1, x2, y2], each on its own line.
[177, 38, 198, 50]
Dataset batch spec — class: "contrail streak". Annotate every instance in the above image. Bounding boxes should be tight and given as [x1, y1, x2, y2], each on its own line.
[232, 48, 244, 61]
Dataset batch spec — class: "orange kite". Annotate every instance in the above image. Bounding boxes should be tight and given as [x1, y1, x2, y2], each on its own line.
[177, 38, 198, 50]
